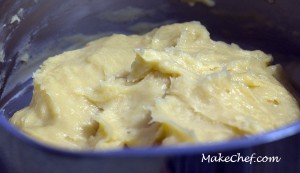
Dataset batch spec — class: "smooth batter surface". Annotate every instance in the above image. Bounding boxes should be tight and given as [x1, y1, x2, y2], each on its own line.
[10, 22, 300, 150]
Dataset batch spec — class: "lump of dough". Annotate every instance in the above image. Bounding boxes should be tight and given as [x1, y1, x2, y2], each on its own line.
[10, 22, 300, 150]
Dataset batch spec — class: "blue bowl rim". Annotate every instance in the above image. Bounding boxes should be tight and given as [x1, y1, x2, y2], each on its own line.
[1, 111, 300, 158]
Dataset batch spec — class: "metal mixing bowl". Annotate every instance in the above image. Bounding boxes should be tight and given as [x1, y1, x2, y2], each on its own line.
[1, 0, 300, 172]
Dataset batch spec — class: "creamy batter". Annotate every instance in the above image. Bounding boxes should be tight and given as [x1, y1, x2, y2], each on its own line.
[10, 22, 300, 150]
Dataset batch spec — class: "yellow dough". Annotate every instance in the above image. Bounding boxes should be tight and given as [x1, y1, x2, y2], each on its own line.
[10, 22, 300, 150]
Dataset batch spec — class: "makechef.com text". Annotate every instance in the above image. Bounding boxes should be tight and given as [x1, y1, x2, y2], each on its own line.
[201, 153, 281, 164]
